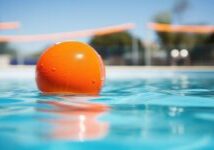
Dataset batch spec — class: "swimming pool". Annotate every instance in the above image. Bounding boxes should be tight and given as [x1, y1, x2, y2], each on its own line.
[0, 67, 214, 150]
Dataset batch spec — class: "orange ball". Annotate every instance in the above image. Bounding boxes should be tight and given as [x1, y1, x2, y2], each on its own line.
[36, 41, 105, 95]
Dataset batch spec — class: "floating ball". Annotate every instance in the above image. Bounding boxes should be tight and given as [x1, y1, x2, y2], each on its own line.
[36, 41, 105, 95]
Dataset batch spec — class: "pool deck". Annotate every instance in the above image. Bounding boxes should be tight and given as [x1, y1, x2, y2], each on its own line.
[1, 65, 214, 74]
[106, 66, 214, 71]
[0, 65, 213, 79]
[1, 65, 214, 70]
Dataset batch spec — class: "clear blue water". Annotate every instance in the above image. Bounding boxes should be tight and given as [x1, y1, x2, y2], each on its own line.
[0, 71, 214, 150]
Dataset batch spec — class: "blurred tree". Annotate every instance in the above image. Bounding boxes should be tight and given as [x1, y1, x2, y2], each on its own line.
[0, 42, 16, 56]
[153, 11, 174, 48]
[205, 33, 214, 44]
[172, 0, 189, 23]
[90, 32, 144, 60]
[190, 33, 214, 65]
[153, 11, 211, 65]
[153, 12, 208, 50]
[30, 50, 43, 58]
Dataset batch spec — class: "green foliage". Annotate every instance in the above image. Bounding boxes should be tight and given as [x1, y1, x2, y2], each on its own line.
[153, 11, 173, 49]
[153, 11, 209, 51]
[30, 51, 42, 58]
[0, 42, 16, 56]
[205, 33, 214, 44]
[90, 32, 144, 58]
[154, 11, 171, 24]
[91, 32, 132, 46]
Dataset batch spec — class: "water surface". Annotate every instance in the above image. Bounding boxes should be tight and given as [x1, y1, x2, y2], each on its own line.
[0, 71, 214, 150]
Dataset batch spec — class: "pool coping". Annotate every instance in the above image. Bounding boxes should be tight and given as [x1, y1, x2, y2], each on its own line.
[0, 65, 213, 79]
[1, 65, 214, 70]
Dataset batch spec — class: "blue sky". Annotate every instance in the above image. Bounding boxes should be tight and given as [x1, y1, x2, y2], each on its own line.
[0, 0, 213, 54]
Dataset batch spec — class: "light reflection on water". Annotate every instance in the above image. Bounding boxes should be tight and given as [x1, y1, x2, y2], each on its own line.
[37, 97, 109, 141]
[0, 72, 214, 149]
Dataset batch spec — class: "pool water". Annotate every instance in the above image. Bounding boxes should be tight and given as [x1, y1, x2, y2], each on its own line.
[0, 70, 214, 150]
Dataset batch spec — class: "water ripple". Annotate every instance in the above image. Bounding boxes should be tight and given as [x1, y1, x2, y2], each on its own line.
[0, 73, 214, 149]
